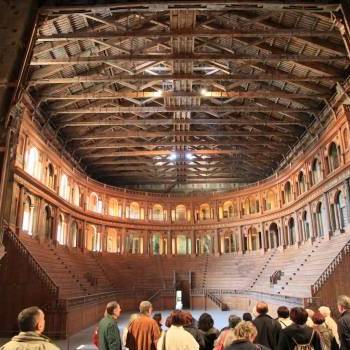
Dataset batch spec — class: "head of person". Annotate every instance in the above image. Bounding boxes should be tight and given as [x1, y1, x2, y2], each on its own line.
[139, 301, 153, 317]
[312, 311, 325, 325]
[256, 302, 269, 316]
[277, 306, 290, 319]
[305, 308, 314, 318]
[290, 307, 308, 326]
[106, 301, 121, 319]
[183, 311, 193, 327]
[233, 321, 257, 343]
[319, 306, 331, 318]
[228, 314, 241, 329]
[18, 307, 45, 334]
[242, 313, 253, 322]
[127, 313, 139, 328]
[168, 310, 186, 327]
[198, 313, 214, 332]
[337, 295, 350, 314]
[153, 313, 162, 325]
[165, 315, 172, 328]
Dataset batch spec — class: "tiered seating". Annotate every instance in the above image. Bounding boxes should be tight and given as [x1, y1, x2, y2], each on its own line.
[205, 252, 273, 290]
[274, 233, 350, 297]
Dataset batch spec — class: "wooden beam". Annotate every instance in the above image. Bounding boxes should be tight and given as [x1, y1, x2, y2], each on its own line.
[36, 29, 340, 42]
[31, 53, 348, 65]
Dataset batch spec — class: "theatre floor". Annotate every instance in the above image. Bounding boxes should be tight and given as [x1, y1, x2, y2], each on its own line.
[0, 309, 243, 350]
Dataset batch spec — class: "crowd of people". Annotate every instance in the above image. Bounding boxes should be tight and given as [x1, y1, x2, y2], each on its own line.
[1, 295, 350, 350]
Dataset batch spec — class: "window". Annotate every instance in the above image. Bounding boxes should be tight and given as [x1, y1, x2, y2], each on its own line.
[302, 211, 310, 241]
[328, 142, 340, 172]
[335, 191, 347, 230]
[130, 202, 140, 219]
[70, 221, 78, 248]
[59, 174, 69, 201]
[298, 171, 306, 195]
[109, 198, 119, 217]
[199, 204, 210, 220]
[175, 205, 186, 221]
[22, 197, 33, 235]
[25, 147, 41, 180]
[57, 214, 66, 245]
[266, 191, 276, 210]
[343, 128, 349, 150]
[284, 182, 292, 203]
[223, 201, 234, 218]
[288, 217, 296, 245]
[315, 202, 324, 237]
[47, 163, 55, 189]
[152, 204, 163, 221]
[312, 158, 322, 185]
[72, 184, 80, 207]
[89, 193, 99, 213]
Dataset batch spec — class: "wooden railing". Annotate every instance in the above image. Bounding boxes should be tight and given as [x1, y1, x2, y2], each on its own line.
[311, 239, 350, 295]
[206, 290, 229, 311]
[3, 225, 59, 298]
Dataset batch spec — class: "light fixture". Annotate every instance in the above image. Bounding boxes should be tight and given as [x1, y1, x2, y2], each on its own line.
[168, 152, 177, 161]
[154, 90, 163, 97]
[185, 152, 194, 160]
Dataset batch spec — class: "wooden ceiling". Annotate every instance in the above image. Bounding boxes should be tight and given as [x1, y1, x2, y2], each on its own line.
[27, 1, 350, 192]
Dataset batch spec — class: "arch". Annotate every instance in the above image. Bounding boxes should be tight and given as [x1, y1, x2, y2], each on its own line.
[106, 228, 119, 253]
[199, 203, 210, 220]
[47, 163, 55, 189]
[57, 214, 66, 245]
[335, 191, 347, 230]
[288, 217, 296, 245]
[59, 174, 69, 201]
[89, 192, 100, 213]
[269, 222, 279, 248]
[176, 235, 188, 255]
[311, 158, 322, 185]
[343, 128, 349, 150]
[328, 142, 340, 172]
[243, 198, 250, 215]
[86, 224, 100, 252]
[44, 206, 53, 239]
[284, 181, 292, 203]
[70, 221, 78, 248]
[223, 201, 234, 218]
[175, 204, 186, 221]
[152, 204, 163, 221]
[315, 202, 324, 237]
[22, 197, 34, 235]
[266, 190, 277, 210]
[25, 146, 41, 179]
[249, 197, 259, 214]
[297, 171, 306, 195]
[72, 184, 80, 207]
[108, 198, 119, 217]
[130, 202, 140, 219]
[126, 232, 142, 254]
[302, 211, 310, 241]
[247, 226, 259, 251]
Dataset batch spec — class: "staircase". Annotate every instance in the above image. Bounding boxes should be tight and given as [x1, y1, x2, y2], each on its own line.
[206, 290, 229, 311]
[250, 249, 277, 288]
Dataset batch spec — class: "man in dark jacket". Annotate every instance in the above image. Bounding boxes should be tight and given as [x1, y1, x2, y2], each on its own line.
[337, 295, 350, 350]
[277, 307, 322, 350]
[99, 301, 122, 350]
[253, 302, 281, 350]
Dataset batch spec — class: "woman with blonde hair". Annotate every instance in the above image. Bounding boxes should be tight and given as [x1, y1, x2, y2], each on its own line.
[224, 321, 269, 350]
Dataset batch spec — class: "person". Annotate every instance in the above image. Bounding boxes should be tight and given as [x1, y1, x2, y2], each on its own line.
[243, 313, 253, 322]
[198, 313, 219, 350]
[153, 313, 163, 333]
[0, 306, 59, 350]
[123, 314, 139, 349]
[319, 306, 340, 347]
[305, 309, 315, 328]
[277, 307, 322, 350]
[276, 306, 293, 329]
[312, 311, 338, 350]
[214, 314, 241, 350]
[224, 321, 270, 350]
[126, 301, 160, 350]
[337, 295, 350, 350]
[253, 302, 281, 350]
[183, 311, 206, 350]
[157, 310, 199, 350]
[99, 301, 122, 350]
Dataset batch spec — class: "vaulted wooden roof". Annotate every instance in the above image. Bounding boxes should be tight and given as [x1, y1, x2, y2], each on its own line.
[26, 1, 350, 192]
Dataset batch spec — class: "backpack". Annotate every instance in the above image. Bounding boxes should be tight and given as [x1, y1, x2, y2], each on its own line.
[92, 326, 99, 348]
[292, 330, 314, 350]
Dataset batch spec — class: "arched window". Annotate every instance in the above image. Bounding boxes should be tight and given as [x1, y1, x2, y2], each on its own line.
[70, 221, 78, 248]
[343, 128, 349, 150]
[302, 211, 310, 241]
[312, 158, 322, 185]
[223, 201, 234, 218]
[22, 197, 34, 235]
[328, 142, 340, 172]
[269, 222, 279, 248]
[152, 204, 163, 221]
[284, 181, 292, 203]
[72, 184, 80, 207]
[335, 191, 347, 230]
[248, 227, 259, 251]
[106, 228, 118, 253]
[243, 198, 250, 215]
[249, 197, 259, 214]
[175, 205, 186, 221]
[298, 171, 306, 195]
[130, 202, 140, 219]
[199, 204, 210, 220]
[44, 206, 53, 239]
[288, 217, 296, 245]
[89, 192, 100, 213]
[315, 202, 324, 237]
[108, 198, 119, 217]
[266, 191, 276, 210]
[59, 174, 69, 201]
[47, 163, 55, 189]
[57, 214, 66, 245]
[25, 147, 41, 179]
